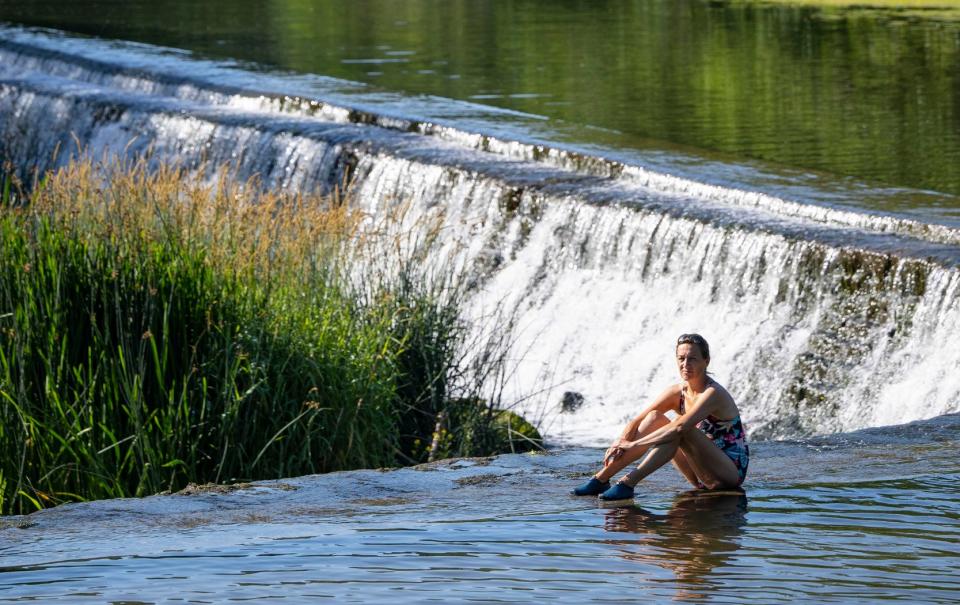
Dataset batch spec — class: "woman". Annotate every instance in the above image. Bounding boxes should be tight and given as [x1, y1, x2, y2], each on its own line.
[572, 333, 749, 500]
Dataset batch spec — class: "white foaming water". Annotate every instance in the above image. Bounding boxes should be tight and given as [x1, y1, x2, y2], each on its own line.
[2, 26, 960, 444]
[345, 150, 960, 442]
[853, 268, 960, 429]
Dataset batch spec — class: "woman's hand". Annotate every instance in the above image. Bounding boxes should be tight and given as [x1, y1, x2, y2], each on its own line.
[603, 444, 622, 466]
[603, 439, 636, 466]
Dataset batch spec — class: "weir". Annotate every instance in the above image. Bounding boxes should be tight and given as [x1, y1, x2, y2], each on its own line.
[2, 25, 959, 442]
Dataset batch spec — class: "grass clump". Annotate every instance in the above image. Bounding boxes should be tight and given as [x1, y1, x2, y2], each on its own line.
[0, 159, 539, 516]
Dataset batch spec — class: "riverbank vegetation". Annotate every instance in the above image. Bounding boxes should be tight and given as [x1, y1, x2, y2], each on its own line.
[0, 160, 540, 516]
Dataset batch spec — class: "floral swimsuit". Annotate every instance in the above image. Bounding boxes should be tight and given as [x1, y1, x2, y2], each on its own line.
[679, 384, 750, 486]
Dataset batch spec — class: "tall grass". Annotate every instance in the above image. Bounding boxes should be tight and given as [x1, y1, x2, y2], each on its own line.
[0, 159, 539, 515]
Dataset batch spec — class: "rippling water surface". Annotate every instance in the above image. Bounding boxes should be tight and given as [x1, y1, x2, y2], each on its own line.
[2, 0, 960, 199]
[3, 416, 959, 603]
[2, 3, 959, 601]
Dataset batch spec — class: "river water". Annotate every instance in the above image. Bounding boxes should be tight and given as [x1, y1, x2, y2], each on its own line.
[5, 18, 959, 441]
[3, 414, 960, 603]
[1, 3, 960, 601]
[2, 0, 960, 199]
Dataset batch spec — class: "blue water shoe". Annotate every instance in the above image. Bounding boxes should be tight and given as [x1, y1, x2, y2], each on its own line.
[599, 482, 635, 501]
[572, 477, 610, 496]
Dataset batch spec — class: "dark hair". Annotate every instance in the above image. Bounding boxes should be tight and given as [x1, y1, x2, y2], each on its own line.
[677, 333, 710, 361]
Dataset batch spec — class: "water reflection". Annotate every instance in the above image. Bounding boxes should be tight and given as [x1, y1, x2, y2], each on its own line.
[603, 491, 748, 600]
[3, 0, 960, 196]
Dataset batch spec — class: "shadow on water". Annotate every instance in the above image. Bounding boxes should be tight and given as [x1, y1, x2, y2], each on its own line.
[602, 491, 748, 601]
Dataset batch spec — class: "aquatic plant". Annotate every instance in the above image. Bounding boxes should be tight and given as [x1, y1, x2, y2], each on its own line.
[0, 158, 539, 515]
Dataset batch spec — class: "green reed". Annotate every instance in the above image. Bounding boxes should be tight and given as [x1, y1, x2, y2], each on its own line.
[0, 159, 538, 515]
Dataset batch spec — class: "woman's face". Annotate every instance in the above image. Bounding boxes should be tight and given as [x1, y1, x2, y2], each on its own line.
[676, 343, 709, 382]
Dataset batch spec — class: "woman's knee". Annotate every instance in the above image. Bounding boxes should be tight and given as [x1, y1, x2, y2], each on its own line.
[699, 477, 726, 490]
[638, 409, 668, 432]
[675, 424, 705, 445]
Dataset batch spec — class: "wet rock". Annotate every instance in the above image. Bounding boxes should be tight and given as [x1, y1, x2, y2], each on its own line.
[455, 474, 504, 488]
[0, 519, 36, 530]
[561, 391, 585, 414]
[413, 456, 496, 471]
[175, 482, 254, 496]
[174, 481, 297, 496]
[494, 411, 543, 452]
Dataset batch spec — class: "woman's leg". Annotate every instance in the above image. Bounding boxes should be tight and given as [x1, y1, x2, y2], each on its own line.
[670, 450, 702, 488]
[593, 411, 700, 486]
[575, 411, 702, 496]
[594, 410, 669, 482]
[619, 435, 682, 487]
[675, 428, 741, 489]
[617, 426, 739, 490]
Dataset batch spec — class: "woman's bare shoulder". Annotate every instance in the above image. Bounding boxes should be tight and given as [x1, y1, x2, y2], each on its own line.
[652, 383, 684, 409]
[705, 379, 727, 394]
[704, 380, 739, 414]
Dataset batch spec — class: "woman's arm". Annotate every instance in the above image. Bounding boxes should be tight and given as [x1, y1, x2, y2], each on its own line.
[617, 384, 681, 439]
[625, 386, 721, 448]
[603, 385, 681, 464]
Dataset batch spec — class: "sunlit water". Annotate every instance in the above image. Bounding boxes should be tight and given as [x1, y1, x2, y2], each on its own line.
[1, 22, 960, 441]
[1, 0, 960, 200]
[3, 414, 959, 603]
[2, 5, 960, 601]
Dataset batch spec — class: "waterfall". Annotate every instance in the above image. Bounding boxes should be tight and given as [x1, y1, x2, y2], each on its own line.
[2, 25, 959, 444]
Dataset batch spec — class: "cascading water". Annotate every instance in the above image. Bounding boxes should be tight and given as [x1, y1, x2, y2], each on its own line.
[2, 25, 959, 445]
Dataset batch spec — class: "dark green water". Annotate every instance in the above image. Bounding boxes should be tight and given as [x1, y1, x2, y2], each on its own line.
[2, 0, 959, 197]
